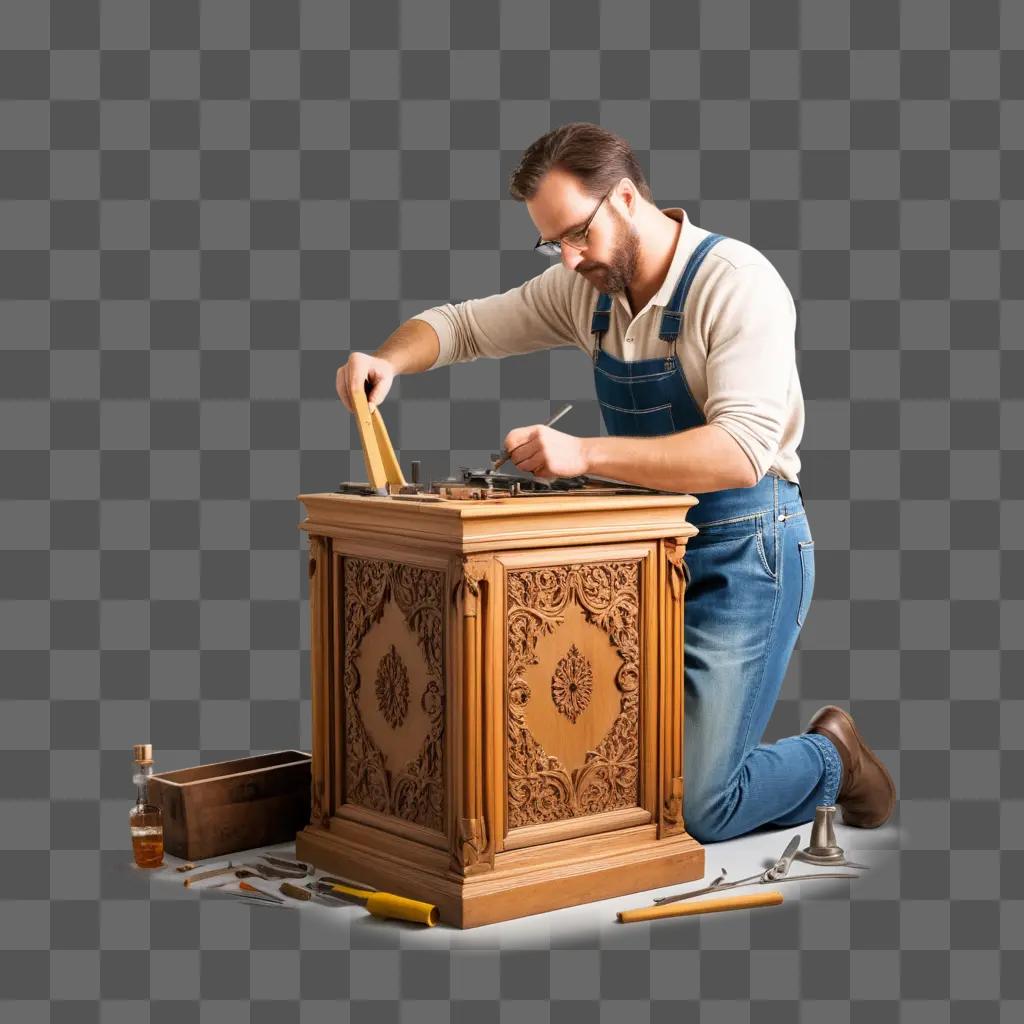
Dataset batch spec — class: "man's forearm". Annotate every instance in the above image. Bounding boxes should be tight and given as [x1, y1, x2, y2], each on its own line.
[582, 424, 758, 494]
[374, 318, 441, 375]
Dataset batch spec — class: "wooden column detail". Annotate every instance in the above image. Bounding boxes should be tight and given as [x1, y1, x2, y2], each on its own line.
[450, 556, 494, 874]
[659, 538, 689, 837]
[308, 534, 332, 828]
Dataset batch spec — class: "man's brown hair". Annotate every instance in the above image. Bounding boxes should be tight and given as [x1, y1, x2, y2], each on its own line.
[508, 122, 653, 203]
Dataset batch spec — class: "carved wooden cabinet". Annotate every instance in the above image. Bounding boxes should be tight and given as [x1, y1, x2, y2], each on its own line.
[296, 491, 703, 927]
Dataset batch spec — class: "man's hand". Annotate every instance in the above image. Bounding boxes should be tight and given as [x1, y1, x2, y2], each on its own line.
[501, 425, 590, 480]
[336, 352, 395, 414]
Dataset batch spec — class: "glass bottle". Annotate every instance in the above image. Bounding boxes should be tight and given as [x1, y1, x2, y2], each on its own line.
[129, 743, 164, 868]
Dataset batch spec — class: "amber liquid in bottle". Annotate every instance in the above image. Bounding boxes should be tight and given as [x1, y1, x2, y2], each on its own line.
[130, 744, 164, 868]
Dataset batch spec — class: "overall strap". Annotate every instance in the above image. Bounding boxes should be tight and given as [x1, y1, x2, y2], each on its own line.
[589, 291, 613, 336]
[589, 292, 614, 363]
[589, 232, 729, 361]
[658, 232, 726, 341]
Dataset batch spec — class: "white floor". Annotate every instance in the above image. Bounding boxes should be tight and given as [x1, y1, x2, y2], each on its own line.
[148, 815, 899, 948]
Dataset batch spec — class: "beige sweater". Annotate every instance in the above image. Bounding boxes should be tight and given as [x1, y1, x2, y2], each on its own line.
[412, 208, 804, 483]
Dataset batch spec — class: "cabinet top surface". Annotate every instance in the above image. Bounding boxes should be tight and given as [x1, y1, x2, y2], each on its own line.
[298, 490, 699, 520]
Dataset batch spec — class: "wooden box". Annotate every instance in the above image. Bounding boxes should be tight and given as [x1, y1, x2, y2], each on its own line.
[295, 491, 703, 927]
[150, 750, 311, 861]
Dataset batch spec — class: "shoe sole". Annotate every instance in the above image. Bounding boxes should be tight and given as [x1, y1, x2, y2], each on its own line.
[812, 704, 896, 828]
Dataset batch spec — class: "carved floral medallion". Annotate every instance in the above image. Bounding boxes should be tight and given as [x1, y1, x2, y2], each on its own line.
[551, 644, 593, 724]
[374, 645, 410, 729]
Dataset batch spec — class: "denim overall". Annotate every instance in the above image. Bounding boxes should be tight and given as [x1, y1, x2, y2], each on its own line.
[591, 234, 842, 843]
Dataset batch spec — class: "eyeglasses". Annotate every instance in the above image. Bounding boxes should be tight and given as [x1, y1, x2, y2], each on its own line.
[533, 188, 613, 257]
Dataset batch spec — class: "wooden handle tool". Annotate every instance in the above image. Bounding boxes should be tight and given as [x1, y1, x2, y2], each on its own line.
[352, 382, 405, 494]
[617, 889, 784, 923]
[314, 880, 439, 926]
[279, 881, 313, 902]
[182, 861, 236, 886]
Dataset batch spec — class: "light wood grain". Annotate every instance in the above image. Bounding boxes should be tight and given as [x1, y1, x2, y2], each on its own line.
[295, 490, 702, 927]
[617, 889, 784, 923]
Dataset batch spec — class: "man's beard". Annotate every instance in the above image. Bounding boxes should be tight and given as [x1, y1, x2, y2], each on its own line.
[577, 210, 640, 294]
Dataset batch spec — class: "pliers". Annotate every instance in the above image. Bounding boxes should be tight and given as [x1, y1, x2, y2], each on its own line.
[652, 834, 863, 906]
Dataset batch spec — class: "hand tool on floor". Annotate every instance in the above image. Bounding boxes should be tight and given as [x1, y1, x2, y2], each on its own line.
[182, 861, 238, 886]
[490, 403, 574, 473]
[233, 866, 280, 882]
[261, 854, 311, 875]
[276, 879, 358, 906]
[352, 380, 406, 495]
[208, 881, 288, 906]
[279, 879, 365, 908]
[320, 874, 373, 889]
[651, 833, 862, 906]
[279, 881, 314, 902]
[232, 893, 287, 907]
[618, 889, 784, 923]
[306, 878, 439, 926]
[181, 854, 309, 886]
[244, 857, 309, 879]
[298, 874, 377, 909]
[237, 880, 286, 904]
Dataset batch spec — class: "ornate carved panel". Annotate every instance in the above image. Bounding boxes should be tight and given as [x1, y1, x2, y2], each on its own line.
[342, 558, 445, 832]
[506, 561, 642, 828]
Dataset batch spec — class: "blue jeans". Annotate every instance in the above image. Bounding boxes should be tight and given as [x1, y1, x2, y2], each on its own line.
[682, 478, 843, 843]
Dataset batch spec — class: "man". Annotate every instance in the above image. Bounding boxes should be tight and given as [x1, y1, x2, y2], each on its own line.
[336, 123, 895, 843]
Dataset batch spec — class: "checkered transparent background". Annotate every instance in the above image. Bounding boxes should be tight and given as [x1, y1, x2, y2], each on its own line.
[2, 0, 1023, 1019]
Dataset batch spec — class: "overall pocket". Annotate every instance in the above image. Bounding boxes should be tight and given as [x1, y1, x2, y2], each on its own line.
[797, 539, 815, 626]
[597, 400, 676, 437]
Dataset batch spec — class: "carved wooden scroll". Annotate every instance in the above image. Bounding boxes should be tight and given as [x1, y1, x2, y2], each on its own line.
[341, 557, 446, 833]
[664, 538, 689, 599]
[505, 560, 642, 829]
[450, 557, 493, 873]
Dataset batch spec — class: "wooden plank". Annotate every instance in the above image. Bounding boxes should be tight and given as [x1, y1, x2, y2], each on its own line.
[372, 407, 406, 486]
[351, 383, 389, 490]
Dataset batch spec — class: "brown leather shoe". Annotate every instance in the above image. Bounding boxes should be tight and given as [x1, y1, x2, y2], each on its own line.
[807, 705, 896, 828]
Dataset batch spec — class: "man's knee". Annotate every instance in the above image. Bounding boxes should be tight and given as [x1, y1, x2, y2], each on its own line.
[683, 789, 733, 844]
[684, 813, 731, 845]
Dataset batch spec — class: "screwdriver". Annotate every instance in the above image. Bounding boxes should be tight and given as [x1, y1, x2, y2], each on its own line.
[305, 877, 439, 926]
[490, 403, 573, 473]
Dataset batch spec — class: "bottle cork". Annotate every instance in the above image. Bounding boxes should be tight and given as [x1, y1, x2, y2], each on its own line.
[132, 744, 153, 765]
